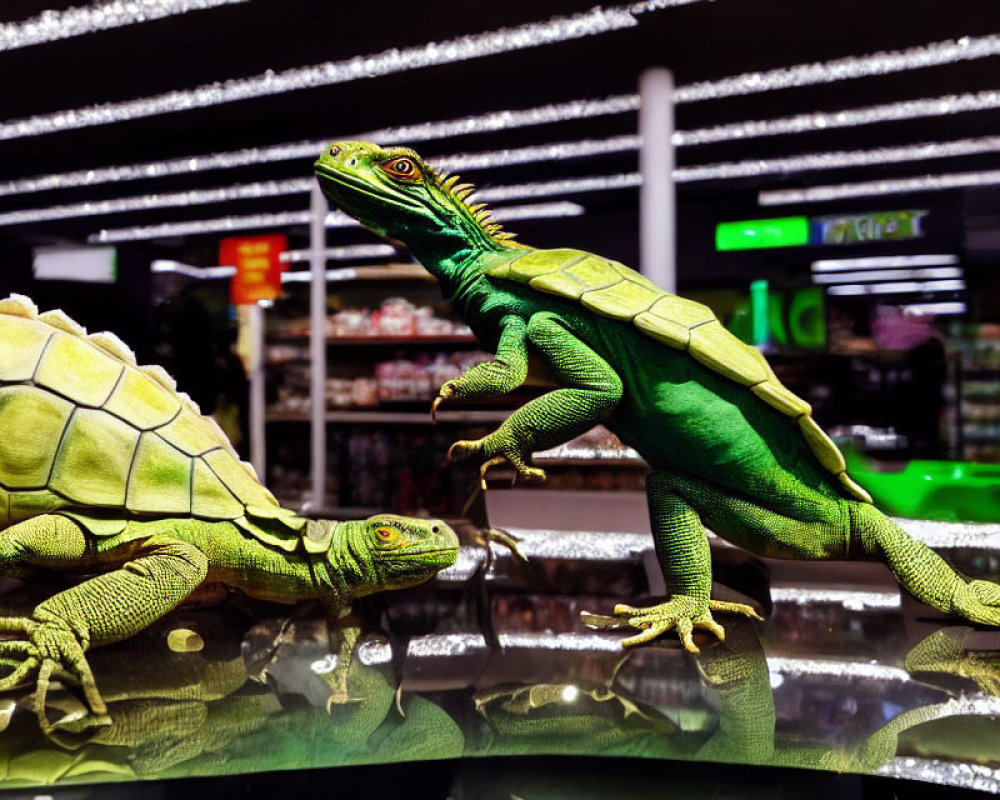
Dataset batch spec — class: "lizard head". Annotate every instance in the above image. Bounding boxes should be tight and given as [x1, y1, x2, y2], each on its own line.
[329, 514, 459, 596]
[315, 140, 516, 252]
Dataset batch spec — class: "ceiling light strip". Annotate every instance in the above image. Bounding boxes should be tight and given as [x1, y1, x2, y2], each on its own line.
[18, 168, 626, 229]
[280, 244, 396, 263]
[0, 5, 656, 141]
[90, 199, 588, 243]
[151, 260, 236, 278]
[812, 255, 960, 272]
[760, 169, 1000, 205]
[0, 0, 247, 53]
[899, 301, 966, 315]
[0, 97, 640, 198]
[8, 86, 1000, 200]
[677, 35, 1000, 103]
[1, 22, 992, 142]
[0, 178, 313, 227]
[812, 267, 963, 284]
[827, 280, 965, 296]
[677, 135, 1000, 182]
[677, 90, 1000, 147]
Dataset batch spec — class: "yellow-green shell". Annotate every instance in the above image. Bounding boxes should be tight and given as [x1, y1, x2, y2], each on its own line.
[0, 295, 305, 549]
[485, 249, 871, 503]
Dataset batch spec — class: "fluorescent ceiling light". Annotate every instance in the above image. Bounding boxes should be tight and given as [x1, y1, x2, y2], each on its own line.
[8, 85, 1000, 201]
[281, 268, 358, 284]
[898, 301, 966, 315]
[0, 4, 670, 141]
[812, 255, 959, 272]
[0, 97, 640, 199]
[280, 244, 396, 264]
[812, 267, 963, 284]
[14, 163, 611, 229]
[827, 280, 965, 296]
[761, 169, 1000, 205]
[1, 25, 991, 142]
[675, 35, 1000, 103]
[151, 260, 236, 279]
[678, 135, 1000, 182]
[90, 200, 586, 243]
[0, 0, 247, 53]
[0, 178, 312, 227]
[677, 90, 1000, 147]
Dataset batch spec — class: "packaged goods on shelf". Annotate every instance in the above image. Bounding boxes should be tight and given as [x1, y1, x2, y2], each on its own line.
[329, 297, 472, 339]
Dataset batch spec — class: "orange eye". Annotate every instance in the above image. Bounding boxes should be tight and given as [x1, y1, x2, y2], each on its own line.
[376, 527, 395, 540]
[382, 157, 419, 180]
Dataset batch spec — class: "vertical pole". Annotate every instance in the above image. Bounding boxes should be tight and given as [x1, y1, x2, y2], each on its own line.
[248, 302, 266, 479]
[310, 182, 328, 511]
[639, 67, 676, 293]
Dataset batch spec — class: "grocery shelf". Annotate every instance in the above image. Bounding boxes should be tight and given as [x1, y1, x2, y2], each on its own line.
[266, 408, 511, 425]
[267, 334, 479, 346]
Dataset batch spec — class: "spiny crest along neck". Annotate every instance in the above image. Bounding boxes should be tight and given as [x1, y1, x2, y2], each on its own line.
[414, 153, 521, 251]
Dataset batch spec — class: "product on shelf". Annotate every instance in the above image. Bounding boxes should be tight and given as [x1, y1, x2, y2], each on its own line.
[329, 297, 473, 339]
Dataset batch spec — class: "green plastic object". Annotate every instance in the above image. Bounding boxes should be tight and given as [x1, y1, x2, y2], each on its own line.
[715, 216, 810, 251]
[848, 454, 1000, 523]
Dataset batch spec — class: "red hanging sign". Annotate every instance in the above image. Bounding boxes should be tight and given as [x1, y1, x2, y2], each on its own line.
[221, 234, 287, 305]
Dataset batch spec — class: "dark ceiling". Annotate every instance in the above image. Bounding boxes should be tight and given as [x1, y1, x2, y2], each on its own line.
[1, 0, 999, 277]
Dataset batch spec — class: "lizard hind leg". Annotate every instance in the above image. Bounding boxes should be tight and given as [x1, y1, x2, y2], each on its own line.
[851, 502, 1000, 626]
[610, 471, 761, 653]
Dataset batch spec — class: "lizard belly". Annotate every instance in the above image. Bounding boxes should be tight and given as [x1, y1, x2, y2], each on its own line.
[592, 330, 837, 502]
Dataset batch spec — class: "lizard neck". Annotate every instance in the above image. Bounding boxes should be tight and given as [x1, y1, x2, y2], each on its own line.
[315, 520, 373, 602]
[405, 229, 525, 308]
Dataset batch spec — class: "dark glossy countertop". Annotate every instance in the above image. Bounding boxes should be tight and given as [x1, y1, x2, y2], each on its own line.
[0, 503, 998, 795]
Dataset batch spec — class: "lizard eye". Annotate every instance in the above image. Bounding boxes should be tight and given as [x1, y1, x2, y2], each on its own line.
[328, 145, 340, 157]
[382, 157, 419, 181]
[376, 526, 396, 541]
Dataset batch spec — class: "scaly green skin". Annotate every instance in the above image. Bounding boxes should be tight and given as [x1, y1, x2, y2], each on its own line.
[0, 296, 458, 729]
[0, 513, 457, 731]
[315, 141, 1000, 650]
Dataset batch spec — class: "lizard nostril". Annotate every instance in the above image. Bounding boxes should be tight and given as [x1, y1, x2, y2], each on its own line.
[348, 158, 356, 166]
[431, 525, 440, 534]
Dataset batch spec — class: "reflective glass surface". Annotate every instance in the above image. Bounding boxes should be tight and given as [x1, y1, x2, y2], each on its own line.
[0, 517, 998, 793]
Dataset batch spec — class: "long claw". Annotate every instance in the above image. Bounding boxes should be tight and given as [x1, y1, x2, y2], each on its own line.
[430, 396, 444, 423]
[0, 655, 38, 690]
[447, 439, 481, 463]
[480, 455, 509, 491]
[485, 527, 528, 563]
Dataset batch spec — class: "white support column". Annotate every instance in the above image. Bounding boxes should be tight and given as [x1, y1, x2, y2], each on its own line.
[309, 182, 328, 510]
[248, 301, 266, 479]
[639, 67, 676, 293]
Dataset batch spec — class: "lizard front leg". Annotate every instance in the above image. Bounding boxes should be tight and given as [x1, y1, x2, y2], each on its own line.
[449, 311, 623, 487]
[0, 515, 209, 732]
[432, 314, 528, 420]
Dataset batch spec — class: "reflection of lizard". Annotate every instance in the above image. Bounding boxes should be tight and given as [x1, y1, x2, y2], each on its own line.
[315, 143, 1000, 652]
[0, 295, 458, 726]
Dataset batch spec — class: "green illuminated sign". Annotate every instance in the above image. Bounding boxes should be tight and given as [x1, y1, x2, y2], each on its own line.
[715, 216, 810, 251]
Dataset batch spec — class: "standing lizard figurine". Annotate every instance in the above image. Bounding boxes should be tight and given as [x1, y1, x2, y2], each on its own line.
[315, 141, 1000, 651]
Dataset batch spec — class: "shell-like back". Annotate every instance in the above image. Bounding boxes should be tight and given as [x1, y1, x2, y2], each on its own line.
[485, 251, 871, 502]
[0, 295, 305, 546]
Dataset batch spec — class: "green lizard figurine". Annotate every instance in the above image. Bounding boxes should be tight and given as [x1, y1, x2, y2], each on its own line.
[0, 294, 459, 725]
[314, 141, 1000, 651]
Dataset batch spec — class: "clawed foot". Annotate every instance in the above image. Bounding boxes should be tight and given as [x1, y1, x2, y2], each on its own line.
[0, 616, 109, 733]
[952, 579, 1000, 627]
[447, 438, 546, 490]
[601, 597, 763, 653]
[430, 380, 459, 423]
